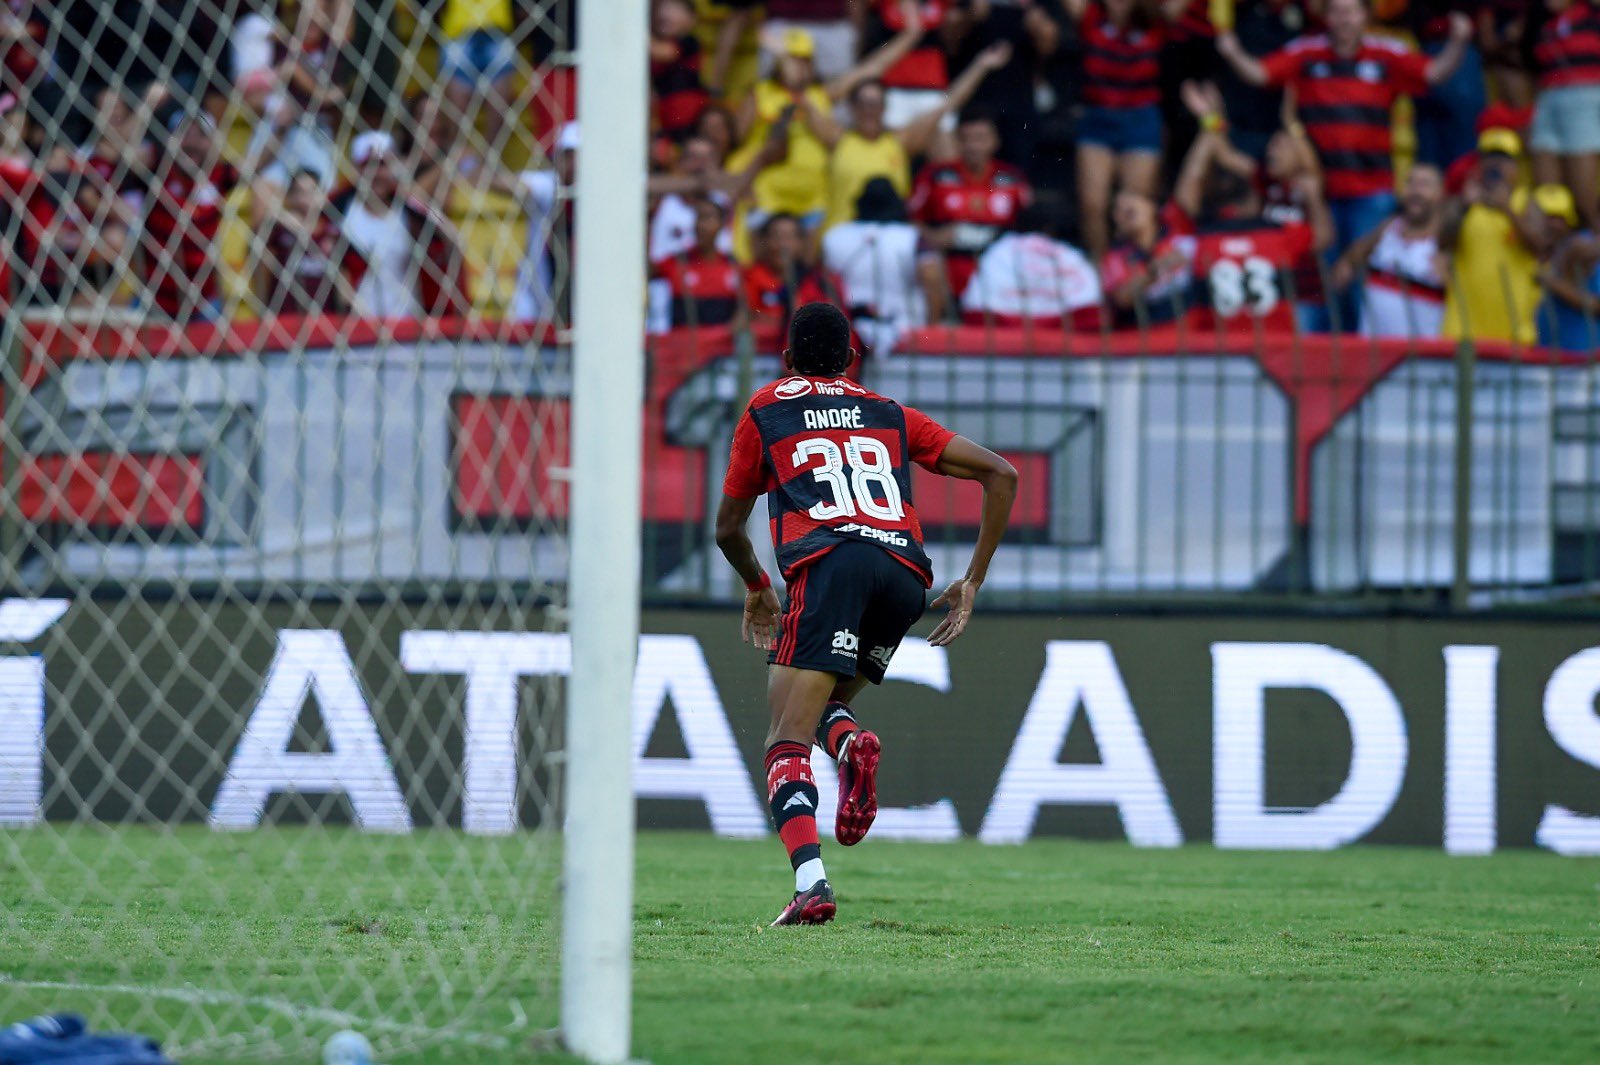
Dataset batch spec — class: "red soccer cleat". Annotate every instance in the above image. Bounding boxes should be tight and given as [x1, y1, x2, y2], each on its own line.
[835, 730, 880, 846]
[770, 879, 836, 927]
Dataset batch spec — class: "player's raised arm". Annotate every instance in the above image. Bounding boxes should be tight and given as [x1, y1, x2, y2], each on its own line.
[927, 435, 1018, 647]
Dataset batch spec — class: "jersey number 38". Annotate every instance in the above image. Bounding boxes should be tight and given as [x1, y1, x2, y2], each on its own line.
[793, 435, 906, 522]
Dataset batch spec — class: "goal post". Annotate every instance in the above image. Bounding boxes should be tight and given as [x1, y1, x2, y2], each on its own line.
[0, 0, 646, 1059]
[563, 0, 647, 1060]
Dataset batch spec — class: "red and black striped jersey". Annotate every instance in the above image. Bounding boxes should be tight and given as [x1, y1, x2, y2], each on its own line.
[1188, 216, 1315, 330]
[910, 159, 1032, 296]
[144, 161, 238, 315]
[1080, 3, 1167, 110]
[877, 0, 951, 90]
[651, 34, 710, 140]
[1261, 35, 1429, 199]
[723, 374, 956, 586]
[743, 262, 835, 326]
[1537, 1, 1600, 89]
[654, 249, 741, 327]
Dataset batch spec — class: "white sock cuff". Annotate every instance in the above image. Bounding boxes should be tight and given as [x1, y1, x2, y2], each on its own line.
[794, 857, 827, 892]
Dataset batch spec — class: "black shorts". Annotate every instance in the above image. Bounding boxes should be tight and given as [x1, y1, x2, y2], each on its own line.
[769, 540, 927, 684]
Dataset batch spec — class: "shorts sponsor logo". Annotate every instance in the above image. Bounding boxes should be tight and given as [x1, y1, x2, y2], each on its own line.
[837, 523, 909, 548]
[775, 377, 814, 400]
[832, 629, 859, 658]
[869, 645, 895, 668]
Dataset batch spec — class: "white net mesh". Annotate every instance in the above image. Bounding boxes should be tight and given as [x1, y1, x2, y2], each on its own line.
[0, 0, 577, 1058]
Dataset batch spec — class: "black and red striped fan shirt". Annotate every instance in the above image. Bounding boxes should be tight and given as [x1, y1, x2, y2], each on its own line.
[144, 162, 239, 315]
[654, 250, 741, 327]
[1261, 35, 1429, 199]
[1080, 2, 1167, 110]
[1536, 1, 1600, 90]
[651, 34, 711, 140]
[723, 374, 956, 586]
[877, 0, 951, 90]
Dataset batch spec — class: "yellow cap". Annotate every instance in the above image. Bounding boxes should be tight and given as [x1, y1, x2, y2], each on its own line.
[1533, 183, 1580, 226]
[782, 27, 815, 59]
[1478, 128, 1522, 157]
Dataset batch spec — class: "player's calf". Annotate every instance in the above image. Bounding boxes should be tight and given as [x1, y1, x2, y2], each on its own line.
[765, 740, 827, 893]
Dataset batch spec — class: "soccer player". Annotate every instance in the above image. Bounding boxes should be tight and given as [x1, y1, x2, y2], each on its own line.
[716, 302, 1017, 927]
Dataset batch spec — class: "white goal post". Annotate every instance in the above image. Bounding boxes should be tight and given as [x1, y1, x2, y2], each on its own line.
[563, 0, 647, 1061]
[0, 0, 645, 1058]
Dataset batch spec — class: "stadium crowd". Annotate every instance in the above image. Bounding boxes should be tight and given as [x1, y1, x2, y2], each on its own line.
[2, 0, 1600, 352]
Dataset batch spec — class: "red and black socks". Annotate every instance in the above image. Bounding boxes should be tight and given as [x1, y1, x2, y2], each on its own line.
[817, 701, 860, 762]
[765, 740, 826, 891]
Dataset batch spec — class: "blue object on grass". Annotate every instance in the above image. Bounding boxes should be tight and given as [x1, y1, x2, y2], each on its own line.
[0, 1014, 177, 1064]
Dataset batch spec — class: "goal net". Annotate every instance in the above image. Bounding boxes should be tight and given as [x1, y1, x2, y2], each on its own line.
[0, 0, 634, 1059]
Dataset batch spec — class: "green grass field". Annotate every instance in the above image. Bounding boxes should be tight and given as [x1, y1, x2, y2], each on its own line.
[2, 829, 1597, 1064]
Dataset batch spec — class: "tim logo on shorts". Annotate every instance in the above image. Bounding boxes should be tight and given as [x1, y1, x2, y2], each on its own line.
[832, 629, 859, 659]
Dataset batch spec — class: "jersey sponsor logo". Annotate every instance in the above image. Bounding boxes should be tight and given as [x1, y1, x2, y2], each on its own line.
[832, 628, 859, 658]
[803, 407, 863, 430]
[813, 379, 866, 396]
[837, 522, 910, 548]
[775, 377, 814, 400]
[868, 644, 895, 668]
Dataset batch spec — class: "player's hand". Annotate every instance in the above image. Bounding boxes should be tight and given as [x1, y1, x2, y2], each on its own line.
[928, 578, 978, 647]
[742, 585, 783, 651]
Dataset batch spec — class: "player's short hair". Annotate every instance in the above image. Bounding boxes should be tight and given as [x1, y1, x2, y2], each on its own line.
[788, 302, 852, 376]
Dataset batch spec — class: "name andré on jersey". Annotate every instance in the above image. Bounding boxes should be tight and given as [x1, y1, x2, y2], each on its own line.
[803, 407, 863, 430]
